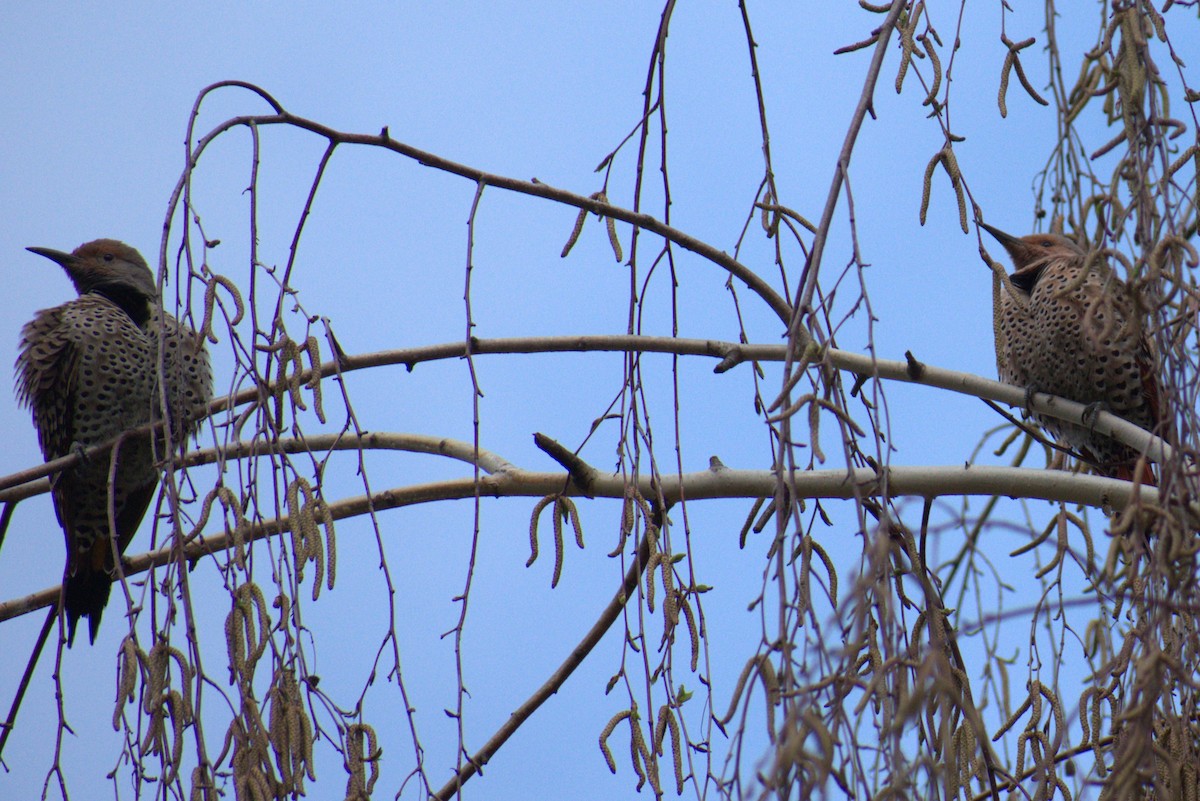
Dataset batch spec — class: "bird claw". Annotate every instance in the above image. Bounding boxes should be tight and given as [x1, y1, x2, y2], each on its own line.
[1081, 402, 1107, 433]
[69, 441, 91, 467]
[1022, 385, 1039, 419]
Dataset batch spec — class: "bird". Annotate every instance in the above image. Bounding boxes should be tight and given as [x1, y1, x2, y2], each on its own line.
[980, 221, 1163, 483]
[15, 239, 212, 645]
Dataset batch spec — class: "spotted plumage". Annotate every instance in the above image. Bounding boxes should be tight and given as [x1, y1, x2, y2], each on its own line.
[15, 239, 211, 645]
[982, 222, 1162, 482]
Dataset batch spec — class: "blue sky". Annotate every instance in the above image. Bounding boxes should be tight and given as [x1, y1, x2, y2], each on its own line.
[2, 3, 1195, 799]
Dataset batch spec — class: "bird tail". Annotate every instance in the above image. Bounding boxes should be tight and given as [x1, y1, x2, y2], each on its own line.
[1105, 459, 1157, 488]
[62, 568, 113, 647]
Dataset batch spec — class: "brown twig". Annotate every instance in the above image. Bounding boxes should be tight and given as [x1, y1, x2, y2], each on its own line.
[432, 531, 654, 799]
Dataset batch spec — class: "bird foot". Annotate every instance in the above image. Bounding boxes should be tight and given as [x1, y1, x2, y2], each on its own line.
[1022, 385, 1040, 419]
[107, 554, 135, 582]
[69, 440, 91, 467]
[1081, 402, 1108, 433]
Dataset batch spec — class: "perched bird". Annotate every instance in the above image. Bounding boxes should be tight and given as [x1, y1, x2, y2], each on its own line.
[15, 240, 212, 645]
[981, 222, 1163, 483]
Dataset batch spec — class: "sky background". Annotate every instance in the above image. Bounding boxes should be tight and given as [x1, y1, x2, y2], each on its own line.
[1, 3, 1195, 800]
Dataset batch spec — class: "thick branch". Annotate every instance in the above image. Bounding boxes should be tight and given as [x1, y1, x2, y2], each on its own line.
[0, 335, 1172, 503]
[0, 462, 1171, 626]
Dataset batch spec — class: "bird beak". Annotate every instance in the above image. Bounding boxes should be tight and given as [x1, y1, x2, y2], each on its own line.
[26, 246, 76, 268]
[977, 221, 1021, 249]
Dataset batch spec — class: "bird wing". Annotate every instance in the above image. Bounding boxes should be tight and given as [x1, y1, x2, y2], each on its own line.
[151, 313, 214, 441]
[16, 306, 80, 461]
[1138, 334, 1166, 435]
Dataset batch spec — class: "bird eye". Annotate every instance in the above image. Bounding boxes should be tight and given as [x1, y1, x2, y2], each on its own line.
[103, 253, 114, 262]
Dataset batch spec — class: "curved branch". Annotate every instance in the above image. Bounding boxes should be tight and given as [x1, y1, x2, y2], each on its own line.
[163, 99, 793, 326]
[0, 334, 1172, 501]
[0, 462, 1173, 627]
[235, 336, 1174, 465]
[184, 432, 515, 475]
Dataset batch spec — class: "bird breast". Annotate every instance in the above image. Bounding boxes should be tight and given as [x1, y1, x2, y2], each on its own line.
[16, 294, 212, 460]
[996, 260, 1153, 437]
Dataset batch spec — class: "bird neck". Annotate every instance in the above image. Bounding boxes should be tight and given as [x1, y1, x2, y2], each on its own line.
[90, 284, 154, 328]
[1010, 253, 1080, 293]
[1009, 266, 1045, 293]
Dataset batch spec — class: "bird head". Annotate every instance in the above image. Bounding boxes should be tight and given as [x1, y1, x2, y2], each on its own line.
[27, 239, 158, 305]
[979, 222, 1084, 271]
[979, 222, 1085, 291]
